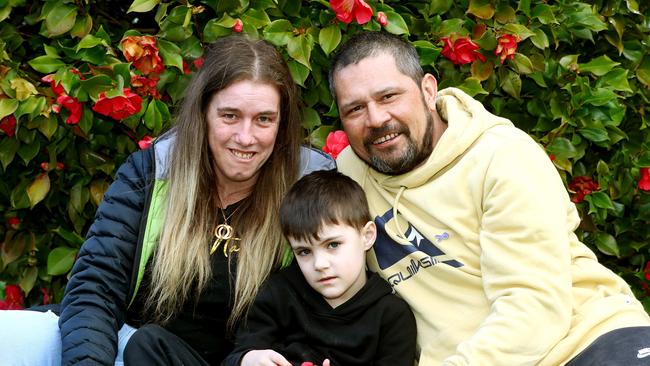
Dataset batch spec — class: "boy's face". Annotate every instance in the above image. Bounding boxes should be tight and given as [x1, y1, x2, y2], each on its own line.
[290, 221, 376, 308]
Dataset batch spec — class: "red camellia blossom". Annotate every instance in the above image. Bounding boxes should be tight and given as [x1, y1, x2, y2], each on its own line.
[40, 287, 50, 305]
[638, 167, 650, 191]
[138, 135, 154, 150]
[56, 162, 65, 170]
[322, 130, 350, 159]
[41, 74, 65, 96]
[233, 19, 244, 33]
[441, 37, 486, 65]
[56, 94, 83, 124]
[568, 176, 600, 203]
[0, 115, 16, 137]
[0, 284, 24, 310]
[377, 11, 388, 27]
[7, 216, 20, 229]
[120, 36, 164, 75]
[495, 34, 518, 64]
[330, 0, 373, 25]
[92, 88, 143, 120]
[193, 57, 204, 70]
[131, 74, 161, 99]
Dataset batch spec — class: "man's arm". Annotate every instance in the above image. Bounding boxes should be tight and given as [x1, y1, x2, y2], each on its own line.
[440, 132, 574, 366]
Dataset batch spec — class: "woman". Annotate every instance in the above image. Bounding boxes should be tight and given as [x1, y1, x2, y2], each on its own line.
[0, 35, 334, 365]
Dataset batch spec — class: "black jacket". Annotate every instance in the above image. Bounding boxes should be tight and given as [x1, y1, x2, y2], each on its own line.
[223, 262, 417, 366]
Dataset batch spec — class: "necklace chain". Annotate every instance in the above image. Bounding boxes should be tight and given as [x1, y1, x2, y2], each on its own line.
[210, 199, 241, 257]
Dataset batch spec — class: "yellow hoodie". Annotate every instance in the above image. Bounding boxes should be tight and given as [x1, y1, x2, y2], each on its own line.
[337, 88, 650, 366]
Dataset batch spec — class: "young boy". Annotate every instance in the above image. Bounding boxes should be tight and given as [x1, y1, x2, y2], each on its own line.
[222, 170, 416, 366]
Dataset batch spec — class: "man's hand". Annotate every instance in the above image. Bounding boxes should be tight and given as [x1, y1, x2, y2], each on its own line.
[241, 349, 291, 366]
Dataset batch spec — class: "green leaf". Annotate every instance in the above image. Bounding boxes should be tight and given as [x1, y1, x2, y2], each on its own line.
[241, 8, 270, 28]
[69, 182, 89, 213]
[384, 11, 409, 35]
[512, 53, 534, 74]
[157, 39, 183, 72]
[28, 56, 65, 73]
[144, 98, 162, 131]
[531, 4, 557, 24]
[0, 138, 19, 170]
[128, 0, 160, 13]
[263, 19, 293, 47]
[202, 20, 230, 43]
[287, 34, 313, 70]
[530, 28, 549, 49]
[52, 227, 85, 247]
[458, 77, 488, 96]
[76, 34, 106, 52]
[467, 0, 495, 19]
[309, 125, 336, 149]
[501, 23, 535, 41]
[591, 232, 619, 257]
[546, 137, 578, 159]
[36, 116, 58, 140]
[19, 266, 38, 295]
[499, 69, 521, 99]
[288, 60, 309, 87]
[578, 55, 620, 76]
[80, 75, 113, 99]
[47, 246, 78, 275]
[45, 4, 77, 37]
[70, 13, 93, 38]
[579, 127, 609, 143]
[599, 69, 632, 92]
[17, 136, 39, 164]
[583, 89, 618, 106]
[318, 25, 341, 56]
[301, 107, 320, 130]
[27, 173, 50, 209]
[0, 98, 18, 119]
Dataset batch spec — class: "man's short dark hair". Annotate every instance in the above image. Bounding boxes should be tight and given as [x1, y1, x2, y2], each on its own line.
[280, 170, 371, 242]
[328, 31, 424, 100]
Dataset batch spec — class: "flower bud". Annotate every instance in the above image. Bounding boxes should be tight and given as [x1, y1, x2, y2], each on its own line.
[377, 12, 388, 27]
[233, 19, 244, 33]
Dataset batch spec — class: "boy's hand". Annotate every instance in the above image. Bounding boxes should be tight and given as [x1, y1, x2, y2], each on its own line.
[241, 349, 291, 366]
[301, 359, 331, 366]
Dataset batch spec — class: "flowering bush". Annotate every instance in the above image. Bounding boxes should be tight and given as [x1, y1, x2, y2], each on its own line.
[0, 0, 649, 312]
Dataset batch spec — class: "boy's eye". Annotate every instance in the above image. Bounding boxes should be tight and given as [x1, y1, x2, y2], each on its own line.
[327, 241, 340, 249]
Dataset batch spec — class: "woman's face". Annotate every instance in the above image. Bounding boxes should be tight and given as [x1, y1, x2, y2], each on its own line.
[205, 79, 281, 193]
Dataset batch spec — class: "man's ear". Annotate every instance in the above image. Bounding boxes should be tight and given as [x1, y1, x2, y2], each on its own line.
[421, 73, 438, 111]
[361, 221, 377, 251]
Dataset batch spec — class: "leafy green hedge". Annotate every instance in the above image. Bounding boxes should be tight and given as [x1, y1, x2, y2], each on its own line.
[1, 0, 649, 311]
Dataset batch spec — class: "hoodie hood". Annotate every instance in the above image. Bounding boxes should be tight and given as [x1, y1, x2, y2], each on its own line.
[367, 87, 512, 190]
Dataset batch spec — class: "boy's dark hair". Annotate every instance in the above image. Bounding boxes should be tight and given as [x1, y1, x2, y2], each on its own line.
[328, 31, 423, 100]
[280, 170, 371, 242]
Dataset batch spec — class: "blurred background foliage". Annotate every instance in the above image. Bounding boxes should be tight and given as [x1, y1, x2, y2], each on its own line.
[0, 0, 649, 311]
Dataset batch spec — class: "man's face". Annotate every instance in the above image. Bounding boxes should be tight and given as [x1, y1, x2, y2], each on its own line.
[334, 53, 434, 175]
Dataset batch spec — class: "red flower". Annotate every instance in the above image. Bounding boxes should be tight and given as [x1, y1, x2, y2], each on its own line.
[182, 60, 191, 75]
[40, 162, 50, 171]
[138, 135, 154, 150]
[330, 0, 373, 25]
[0, 115, 16, 137]
[56, 162, 65, 170]
[7, 216, 20, 230]
[233, 19, 244, 33]
[131, 74, 161, 99]
[322, 130, 349, 159]
[568, 176, 600, 203]
[56, 94, 83, 124]
[0, 284, 24, 310]
[638, 167, 650, 191]
[495, 34, 518, 64]
[120, 36, 164, 75]
[440, 37, 486, 65]
[40, 287, 50, 305]
[377, 11, 388, 27]
[193, 57, 204, 70]
[92, 88, 143, 120]
[41, 74, 65, 96]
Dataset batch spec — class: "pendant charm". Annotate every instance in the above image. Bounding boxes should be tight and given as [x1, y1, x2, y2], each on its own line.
[210, 223, 240, 256]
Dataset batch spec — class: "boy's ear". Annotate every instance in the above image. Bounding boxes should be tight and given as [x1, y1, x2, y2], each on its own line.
[361, 221, 377, 251]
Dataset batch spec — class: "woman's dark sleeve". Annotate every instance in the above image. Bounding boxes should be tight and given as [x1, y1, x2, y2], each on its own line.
[59, 149, 152, 366]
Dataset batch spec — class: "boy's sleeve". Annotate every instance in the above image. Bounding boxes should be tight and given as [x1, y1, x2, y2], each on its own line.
[221, 279, 286, 366]
[374, 296, 418, 366]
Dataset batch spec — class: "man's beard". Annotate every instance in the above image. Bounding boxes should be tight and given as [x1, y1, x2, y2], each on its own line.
[364, 110, 434, 175]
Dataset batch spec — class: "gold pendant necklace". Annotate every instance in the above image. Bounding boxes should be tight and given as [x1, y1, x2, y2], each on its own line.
[210, 201, 241, 257]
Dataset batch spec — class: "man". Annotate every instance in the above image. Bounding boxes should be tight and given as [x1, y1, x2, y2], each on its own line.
[330, 31, 650, 366]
